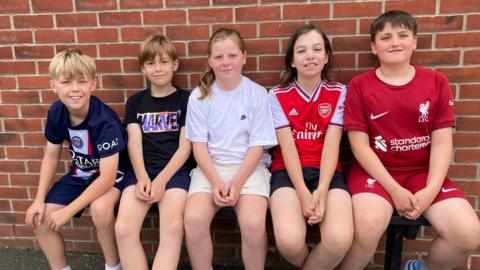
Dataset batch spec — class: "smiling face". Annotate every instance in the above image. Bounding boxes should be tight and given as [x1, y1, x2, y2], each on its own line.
[141, 53, 178, 91]
[291, 30, 329, 83]
[208, 37, 246, 87]
[51, 74, 96, 117]
[371, 23, 417, 67]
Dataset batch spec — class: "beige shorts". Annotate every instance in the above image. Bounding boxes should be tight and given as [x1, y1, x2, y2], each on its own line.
[188, 164, 271, 198]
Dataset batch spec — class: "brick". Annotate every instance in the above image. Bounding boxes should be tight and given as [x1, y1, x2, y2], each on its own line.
[456, 149, 480, 162]
[0, 77, 16, 89]
[456, 180, 480, 194]
[0, 200, 10, 211]
[245, 72, 280, 88]
[76, 0, 116, 10]
[2, 91, 40, 104]
[333, 2, 382, 17]
[467, 14, 480, 29]
[0, 61, 36, 74]
[411, 50, 460, 66]
[96, 59, 122, 73]
[177, 58, 205, 72]
[440, 0, 480, 13]
[464, 49, 480, 65]
[283, 3, 329, 20]
[0, 105, 18, 117]
[212, 24, 257, 39]
[120, 0, 163, 8]
[102, 75, 143, 89]
[259, 55, 284, 71]
[456, 117, 480, 131]
[0, 161, 26, 173]
[334, 53, 356, 69]
[454, 133, 480, 147]
[173, 42, 186, 58]
[166, 0, 209, 7]
[189, 8, 233, 24]
[99, 11, 141, 26]
[20, 104, 49, 117]
[0, 0, 29, 13]
[417, 34, 433, 49]
[4, 119, 43, 132]
[386, 0, 437, 14]
[94, 90, 125, 104]
[188, 41, 209, 56]
[7, 147, 44, 159]
[437, 32, 480, 48]
[143, 10, 186, 25]
[121, 27, 163, 42]
[416, 16, 463, 32]
[15, 46, 54, 59]
[0, 16, 9, 29]
[245, 39, 280, 54]
[332, 36, 371, 52]
[0, 31, 32, 44]
[459, 84, 480, 98]
[18, 76, 50, 89]
[236, 6, 281, 21]
[454, 101, 480, 115]
[359, 18, 376, 35]
[310, 19, 357, 35]
[99, 44, 139, 58]
[448, 164, 478, 178]
[62, 227, 93, 240]
[437, 67, 480, 83]
[0, 46, 12, 58]
[13, 15, 54, 29]
[56, 13, 98, 27]
[0, 133, 21, 145]
[77, 28, 118, 43]
[23, 133, 46, 146]
[123, 59, 140, 73]
[36, 29, 75, 44]
[32, 0, 73, 12]
[213, 0, 255, 4]
[260, 22, 307, 38]
[41, 90, 59, 104]
[166, 25, 209, 40]
[56, 45, 97, 58]
[0, 224, 14, 237]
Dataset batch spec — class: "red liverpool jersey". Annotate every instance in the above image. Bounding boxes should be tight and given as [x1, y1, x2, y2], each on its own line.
[344, 66, 455, 170]
[269, 80, 346, 172]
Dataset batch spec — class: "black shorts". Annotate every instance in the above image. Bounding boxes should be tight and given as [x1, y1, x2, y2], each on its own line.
[270, 167, 349, 195]
[123, 166, 191, 191]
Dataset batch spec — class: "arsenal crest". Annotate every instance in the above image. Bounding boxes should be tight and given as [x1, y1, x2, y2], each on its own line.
[318, 103, 332, 118]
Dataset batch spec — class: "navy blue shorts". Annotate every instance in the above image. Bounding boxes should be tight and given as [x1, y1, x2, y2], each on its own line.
[123, 166, 191, 191]
[270, 167, 349, 195]
[45, 170, 132, 218]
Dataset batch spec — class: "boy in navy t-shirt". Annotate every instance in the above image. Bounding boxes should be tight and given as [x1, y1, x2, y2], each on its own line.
[25, 48, 129, 270]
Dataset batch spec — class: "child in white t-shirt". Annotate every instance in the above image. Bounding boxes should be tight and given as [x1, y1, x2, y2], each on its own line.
[184, 28, 277, 270]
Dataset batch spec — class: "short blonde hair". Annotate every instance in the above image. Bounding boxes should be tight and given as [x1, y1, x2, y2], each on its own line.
[138, 34, 178, 66]
[49, 48, 96, 81]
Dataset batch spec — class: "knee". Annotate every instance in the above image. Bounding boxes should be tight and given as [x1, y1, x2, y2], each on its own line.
[353, 215, 385, 250]
[33, 220, 54, 236]
[184, 211, 209, 239]
[114, 219, 136, 242]
[275, 231, 305, 257]
[90, 201, 114, 227]
[439, 221, 480, 252]
[240, 217, 266, 242]
[321, 231, 353, 257]
[162, 215, 184, 237]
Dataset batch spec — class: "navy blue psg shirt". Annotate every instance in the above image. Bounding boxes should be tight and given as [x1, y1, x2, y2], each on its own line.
[45, 96, 128, 185]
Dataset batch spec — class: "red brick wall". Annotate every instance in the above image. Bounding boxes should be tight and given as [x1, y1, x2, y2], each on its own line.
[0, 0, 479, 269]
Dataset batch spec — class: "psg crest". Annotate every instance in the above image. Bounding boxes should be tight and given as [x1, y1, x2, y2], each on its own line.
[318, 103, 332, 118]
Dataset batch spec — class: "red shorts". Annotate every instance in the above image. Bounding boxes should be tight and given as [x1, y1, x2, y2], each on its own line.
[347, 162, 465, 207]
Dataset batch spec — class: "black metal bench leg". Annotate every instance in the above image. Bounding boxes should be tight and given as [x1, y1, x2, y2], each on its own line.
[384, 225, 403, 270]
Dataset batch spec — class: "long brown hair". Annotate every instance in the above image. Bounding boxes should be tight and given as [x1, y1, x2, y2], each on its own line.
[280, 24, 335, 87]
[198, 28, 246, 100]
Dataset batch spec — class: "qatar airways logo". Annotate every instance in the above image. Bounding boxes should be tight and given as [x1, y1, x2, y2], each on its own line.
[292, 122, 323, 140]
[374, 135, 430, 152]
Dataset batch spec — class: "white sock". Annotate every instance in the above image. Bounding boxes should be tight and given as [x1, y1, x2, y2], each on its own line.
[62, 266, 72, 270]
[105, 262, 121, 270]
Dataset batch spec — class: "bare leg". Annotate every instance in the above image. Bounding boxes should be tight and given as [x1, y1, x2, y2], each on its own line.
[114, 185, 151, 270]
[152, 188, 188, 270]
[269, 187, 308, 267]
[339, 193, 393, 270]
[184, 193, 218, 270]
[423, 198, 480, 270]
[90, 187, 121, 267]
[235, 195, 268, 270]
[303, 189, 353, 270]
[34, 203, 69, 270]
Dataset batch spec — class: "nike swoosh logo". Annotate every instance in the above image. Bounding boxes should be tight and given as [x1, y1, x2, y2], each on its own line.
[370, 111, 389, 120]
[442, 188, 458, 193]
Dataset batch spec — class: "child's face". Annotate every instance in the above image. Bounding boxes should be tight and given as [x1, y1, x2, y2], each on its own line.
[208, 38, 246, 83]
[291, 30, 329, 82]
[141, 54, 178, 90]
[371, 23, 417, 66]
[51, 75, 96, 116]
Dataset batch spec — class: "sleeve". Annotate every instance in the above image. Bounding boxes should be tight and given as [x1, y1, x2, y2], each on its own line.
[249, 88, 278, 148]
[432, 73, 455, 130]
[329, 84, 346, 128]
[268, 89, 290, 130]
[179, 91, 190, 128]
[44, 104, 65, 144]
[93, 115, 127, 158]
[123, 93, 138, 126]
[185, 89, 208, 142]
[343, 78, 369, 132]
